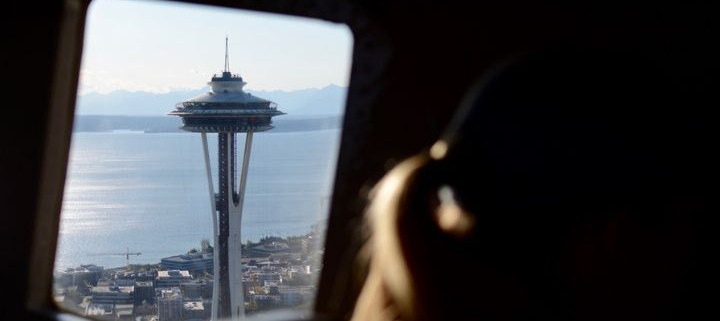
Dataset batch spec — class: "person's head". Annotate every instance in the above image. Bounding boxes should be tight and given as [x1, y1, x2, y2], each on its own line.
[351, 44, 709, 320]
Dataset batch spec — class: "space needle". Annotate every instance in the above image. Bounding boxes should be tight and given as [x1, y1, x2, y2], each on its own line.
[169, 37, 285, 321]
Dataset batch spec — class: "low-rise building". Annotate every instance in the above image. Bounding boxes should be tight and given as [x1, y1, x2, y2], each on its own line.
[157, 288, 183, 321]
[134, 280, 155, 305]
[155, 270, 192, 289]
[90, 285, 134, 305]
[183, 300, 205, 320]
[160, 252, 213, 275]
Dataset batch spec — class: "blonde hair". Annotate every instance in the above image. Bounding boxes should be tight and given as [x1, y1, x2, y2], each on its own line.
[351, 147, 480, 321]
[350, 154, 428, 321]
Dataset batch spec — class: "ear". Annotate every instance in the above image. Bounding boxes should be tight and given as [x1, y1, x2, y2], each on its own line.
[433, 185, 476, 238]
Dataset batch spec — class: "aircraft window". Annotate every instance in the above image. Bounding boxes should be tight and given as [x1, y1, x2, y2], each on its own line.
[52, 0, 353, 320]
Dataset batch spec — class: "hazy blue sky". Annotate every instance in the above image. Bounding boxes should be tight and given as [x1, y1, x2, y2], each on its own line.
[79, 0, 354, 95]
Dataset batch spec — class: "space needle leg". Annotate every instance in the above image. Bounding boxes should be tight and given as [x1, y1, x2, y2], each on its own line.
[229, 131, 252, 321]
[201, 132, 219, 321]
[237, 132, 253, 211]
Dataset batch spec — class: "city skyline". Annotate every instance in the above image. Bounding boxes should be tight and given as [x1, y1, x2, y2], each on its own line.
[78, 0, 353, 95]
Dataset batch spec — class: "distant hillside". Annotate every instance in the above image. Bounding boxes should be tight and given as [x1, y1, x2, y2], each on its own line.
[76, 84, 347, 117]
[73, 115, 342, 133]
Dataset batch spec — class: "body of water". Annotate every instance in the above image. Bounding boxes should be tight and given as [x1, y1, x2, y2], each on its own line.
[54, 128, 341, 272]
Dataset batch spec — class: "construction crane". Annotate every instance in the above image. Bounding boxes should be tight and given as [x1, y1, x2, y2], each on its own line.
[89, 247, 141, 268]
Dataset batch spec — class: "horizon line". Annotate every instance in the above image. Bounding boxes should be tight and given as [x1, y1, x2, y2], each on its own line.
[78, 83, 347, 96]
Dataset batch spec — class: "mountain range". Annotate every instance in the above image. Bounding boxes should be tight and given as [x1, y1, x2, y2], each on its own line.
[76, 84, 347, 117]
[73, 85, 347, 133]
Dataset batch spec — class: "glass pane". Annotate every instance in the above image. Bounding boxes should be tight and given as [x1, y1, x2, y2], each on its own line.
[53, 0, 352, 320]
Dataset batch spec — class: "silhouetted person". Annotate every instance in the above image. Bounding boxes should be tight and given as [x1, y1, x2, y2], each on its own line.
[350, 44, 710, 321]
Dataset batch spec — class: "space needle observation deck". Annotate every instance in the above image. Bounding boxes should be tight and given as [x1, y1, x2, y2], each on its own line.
[169, 64, 285, 133]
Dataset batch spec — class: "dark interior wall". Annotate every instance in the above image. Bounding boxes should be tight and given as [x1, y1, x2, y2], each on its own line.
[1, 0, 73, 310]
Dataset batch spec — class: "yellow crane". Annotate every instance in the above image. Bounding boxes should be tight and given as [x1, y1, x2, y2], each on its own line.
[89, 247, 141, 268]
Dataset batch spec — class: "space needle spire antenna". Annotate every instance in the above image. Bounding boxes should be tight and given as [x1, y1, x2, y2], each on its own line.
[169, 37, 285, 321]
[224, 36, 230, 73]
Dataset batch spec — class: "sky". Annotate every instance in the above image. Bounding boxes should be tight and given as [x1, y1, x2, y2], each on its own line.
[78, 0, 354, 95]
